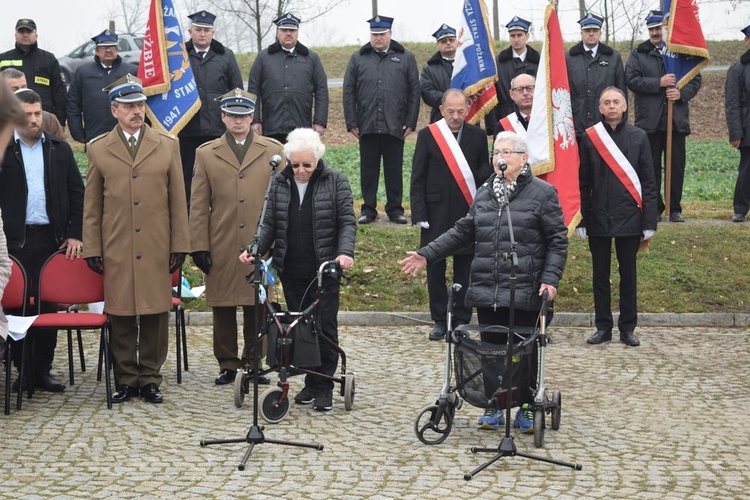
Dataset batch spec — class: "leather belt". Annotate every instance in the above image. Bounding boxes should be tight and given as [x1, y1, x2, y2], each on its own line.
[25, 224, 50, 231]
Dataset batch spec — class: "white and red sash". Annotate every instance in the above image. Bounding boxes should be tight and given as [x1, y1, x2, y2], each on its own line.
[428, 119, 476, 206]
[498, 112, 527, 138]
[585, 122, 643, 210]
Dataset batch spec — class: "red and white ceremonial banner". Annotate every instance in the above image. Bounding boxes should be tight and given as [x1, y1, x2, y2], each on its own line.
[526, 3, 580, 235]
[428, 119, 477, 206]
[499, 114, 527, 138]
[585, 122, 643, 210]
[138, 0, 169, 93]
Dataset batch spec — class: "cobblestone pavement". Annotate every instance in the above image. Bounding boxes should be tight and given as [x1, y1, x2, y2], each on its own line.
[1, 325, 749, 499]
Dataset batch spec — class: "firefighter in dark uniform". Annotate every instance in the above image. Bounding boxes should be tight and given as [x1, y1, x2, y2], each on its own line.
[420, 24, 457, 124]
[725, 24, 750, 223]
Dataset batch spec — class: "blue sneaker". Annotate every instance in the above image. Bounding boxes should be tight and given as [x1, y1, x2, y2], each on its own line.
[513, 403, 534, 434]
[477, 408, 505, 430]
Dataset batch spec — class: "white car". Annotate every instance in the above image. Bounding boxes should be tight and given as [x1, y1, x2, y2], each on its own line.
[58, 33, 143, 84]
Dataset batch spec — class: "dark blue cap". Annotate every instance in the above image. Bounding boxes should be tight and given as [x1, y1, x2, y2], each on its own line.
[91, 29, 118, 47]
[742, 25, 750, 37]
[645, 10, 664, 28]
[368, 15, 394, 34]
[506, 16, 531, 32]
[274, 13, 301, 29]
[188, 11, 216, 28]
[215, 88, 256, 115]
[103, 74, 146, 103]
[432, 24, 456, 41]
[578, 12, 604, 29]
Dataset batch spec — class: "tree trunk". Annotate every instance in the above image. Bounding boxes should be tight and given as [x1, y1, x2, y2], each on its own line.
[493, 0, 500, 41]
[372, 0, 377, 17]
[579, 0, 586, 19]
[255, 0, 263, 50]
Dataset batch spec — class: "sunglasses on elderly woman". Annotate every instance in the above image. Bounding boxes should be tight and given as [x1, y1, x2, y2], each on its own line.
[289, 162, 315, 169]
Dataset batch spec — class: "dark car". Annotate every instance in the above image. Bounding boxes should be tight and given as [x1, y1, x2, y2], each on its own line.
[58, 33, 143, 84]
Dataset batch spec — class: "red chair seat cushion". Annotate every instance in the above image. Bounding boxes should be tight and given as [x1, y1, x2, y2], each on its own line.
[32, 312, 108, 329]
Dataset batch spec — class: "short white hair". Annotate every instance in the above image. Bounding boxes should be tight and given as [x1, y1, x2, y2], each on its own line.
[283, 128, 326, 161]
[494, 131, 527, 153]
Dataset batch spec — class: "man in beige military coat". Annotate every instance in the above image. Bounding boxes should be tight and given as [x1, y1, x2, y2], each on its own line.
[83, 75, 190, 404]
[189, 88, 283, 385]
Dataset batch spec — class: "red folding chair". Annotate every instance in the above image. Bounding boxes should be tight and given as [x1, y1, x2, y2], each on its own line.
[31, 250, 113, 408]
[172, 269, 188, 384]
[1, 255, 29, 414]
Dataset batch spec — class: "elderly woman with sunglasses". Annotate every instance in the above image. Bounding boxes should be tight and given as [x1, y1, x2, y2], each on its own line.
[240, 127, 356, 412]
[400, 130, 568, 434]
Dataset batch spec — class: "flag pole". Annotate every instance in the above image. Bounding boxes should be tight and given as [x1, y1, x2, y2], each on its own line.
[664, 99, 674, 217]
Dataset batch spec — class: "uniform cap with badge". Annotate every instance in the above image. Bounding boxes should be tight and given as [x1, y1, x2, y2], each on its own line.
[578, 12, 604, 30]
[92, 29, 118, 47]
[506, 16, 531, 33]
[368, 15, 394, 34]
[215, 88, 256, 115]
[432, 24, 456, 41]
[188, 11, 216, 28]
[274, 13, 301, 30]
[15, 18, 36, 31]
[103, 74, 147, 103]
[645, 10, 664, 29]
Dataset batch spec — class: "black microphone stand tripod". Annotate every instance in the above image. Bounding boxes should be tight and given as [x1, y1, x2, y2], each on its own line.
[200, 155, 323, 471]
[464, 161, 582, 480]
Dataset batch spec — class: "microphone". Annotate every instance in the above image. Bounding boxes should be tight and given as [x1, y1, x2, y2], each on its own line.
[496, 157, 507, 172]
[269, 155, 282, 169]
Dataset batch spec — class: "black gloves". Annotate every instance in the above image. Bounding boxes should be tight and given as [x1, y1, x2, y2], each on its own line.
[169, 253, 187, 274]
[191, 251, 212, 275]
[85, 257, 104, 275]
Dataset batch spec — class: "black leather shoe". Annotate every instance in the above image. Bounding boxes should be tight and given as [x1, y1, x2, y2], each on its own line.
[389, 214, 408, 224]
[358, 214, 375, 224]
[112, 384, 139, 403]
[141, 383, 164, 404]
[586, 330, 612, 344]
[11, 377, 28, 393]
[248, 371, 270, 385]
[669, 211, 685, 222]
[620, 331, 640, 347]
[428, 323, 447, 341]
[214, 368, 237, 385]
[36, 373, 65, 392]
[732, 213, 746, 223]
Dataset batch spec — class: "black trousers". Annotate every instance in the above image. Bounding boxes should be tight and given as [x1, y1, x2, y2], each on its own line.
[10, 225, 59, 378]
[266, 133, 288, 144]
[589, 235, 641, 334]
[648, 130, 686, 213]
[426, 254, 472, 326]
[359, 133, 404, 218]
[179, 135, 218, 206]
[281, 273, 340, 392]
[733, 146, 750, 216]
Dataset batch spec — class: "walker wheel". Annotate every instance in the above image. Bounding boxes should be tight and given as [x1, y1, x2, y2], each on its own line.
[259, 387, 290, 424]
[533, 409, 545, 448]
[343, 372, 356, 410]
[233, 370, 248, 408]
[551, 390, 561, 430]
[414, 404, 453, 445]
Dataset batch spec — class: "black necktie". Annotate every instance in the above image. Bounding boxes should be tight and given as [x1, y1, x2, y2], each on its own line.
[197, 51, 206, 58]
[586, 49, 594, 58]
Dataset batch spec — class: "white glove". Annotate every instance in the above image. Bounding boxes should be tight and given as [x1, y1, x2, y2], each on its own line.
[416, 221, 430, 229]
[574, 227, 587, 240]
[642, 229, 655, 241]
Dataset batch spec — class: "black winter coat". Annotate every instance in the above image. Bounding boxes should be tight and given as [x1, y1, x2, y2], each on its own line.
[566, 42, 627, 136]
[258, 161, 356, 275]
[247, 41, 329, 136]
[410, 121, 492, 253]
[419, 170, 568, 312]
[0, 134, 85, 250]
[420, 52, 454, 124]
[579, 119, 658, 237]
[179, 39, 243, 138]
[66, 56, 137, 142]
[725, 49, 750, 145]
[625, 40, 701, 135]
[493, 45, 540, 120]
[343, 40, 421, 139]
[0, 43, 67, 126]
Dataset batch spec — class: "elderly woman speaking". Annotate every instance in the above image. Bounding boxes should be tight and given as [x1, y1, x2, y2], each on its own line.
[240, 128, 356, 412]
[400, 131, 568, 434]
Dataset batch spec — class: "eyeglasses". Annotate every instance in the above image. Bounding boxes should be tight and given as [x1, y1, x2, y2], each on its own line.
[289, 162, 315, 169]
[493, 150, 526, 157]
[511, 85, 535, 93]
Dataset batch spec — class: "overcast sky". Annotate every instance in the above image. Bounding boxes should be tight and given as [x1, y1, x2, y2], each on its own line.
[3, 0, 749, 56]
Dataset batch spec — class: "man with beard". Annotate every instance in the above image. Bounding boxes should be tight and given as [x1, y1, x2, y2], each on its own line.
[420, 24, 457, 124]
[0, 88, 85, 393]
[409, 88, 492, 340]
[83, 74, 189, 404]
[66, 30, 137, 144]
[1, 68, 63, 137]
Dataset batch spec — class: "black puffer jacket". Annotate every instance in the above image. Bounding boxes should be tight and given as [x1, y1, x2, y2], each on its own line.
[343, 40, 421, 139]
[419, 170, 568, 312]
[258, 161, 356, 275]
[726, 49, 750, 145]
[420, 51, 453, 123]
[625, 40, 701, 135]
[579, 119, 658, 237]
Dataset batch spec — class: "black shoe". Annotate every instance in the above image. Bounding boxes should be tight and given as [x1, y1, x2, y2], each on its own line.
[112, 384, 139, 403]
[141, 383, 164, 404]
[35, 373, 65, 392]
[732, 213, 746, 223]
[669, 211, 685, 223]
[428, 323, 447, 341]
[313, 388, 333, 412]
[358, 214, 375, 224]
[214, 368, 237, 385]
[388, 214, 408, 224]
[250, 371, 271, 385]
[11, 376, 28, 393]
[586, 330, 612, 344]
[620, 331, 640, 347]
[294, 385, 316, 405]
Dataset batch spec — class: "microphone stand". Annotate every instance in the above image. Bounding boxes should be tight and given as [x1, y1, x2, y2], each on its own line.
[200, 155, 322, 470]
[464, 163, 581, 480]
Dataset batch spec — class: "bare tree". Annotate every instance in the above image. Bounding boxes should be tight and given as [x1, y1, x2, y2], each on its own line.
[586, 0, 652, 48]
[108, 0, 149, 34]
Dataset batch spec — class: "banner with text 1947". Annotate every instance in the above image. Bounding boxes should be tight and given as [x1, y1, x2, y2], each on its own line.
[137, 0, 201, 135]
[450, 0, 497, 124]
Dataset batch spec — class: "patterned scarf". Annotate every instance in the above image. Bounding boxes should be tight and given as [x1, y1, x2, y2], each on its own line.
[493, 163, 530, 208]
